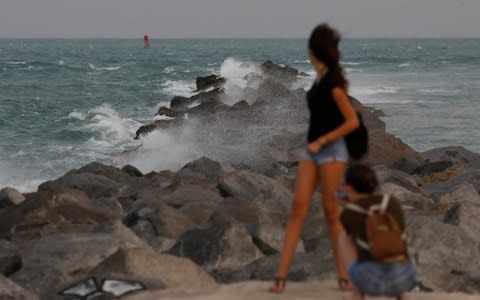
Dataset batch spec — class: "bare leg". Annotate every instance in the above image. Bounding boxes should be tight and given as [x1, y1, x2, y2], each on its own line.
[339, 233, 364, 300]
[397, 294, 410, 300]
[318, 161, 352, 290]
[269, 159, 318, 293]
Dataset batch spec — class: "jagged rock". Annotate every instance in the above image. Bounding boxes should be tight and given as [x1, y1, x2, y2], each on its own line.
[374, 165, 425, 195]
[135, 123, 157, 139]
[212, 250, 335, 284]
[170, 95, 193, 110]
[174, 157, 223, 185]
[0, 189, 121, 239]
[9, 221, 147, 299]
[413, 161, 455, 176]
[0, 274, 40, 300]
[38, 171, 122, 199]
[122, 164, 143, 177]
[422, 146, 480, 168]
[230, 100, 250, 111]
[196, 74, 225, 90]
[424, 181, 480, 204]
[169, 212, 262, 271]
[260, 61, 299, 87]
[155, 106, 180, 118]
[179, 202, 217, 225]
[125, 199, 195, 240]
[89, 247, 215, 290]
[0, 239, 22, 276]
[0, 187, 26, 208]
[217, 169, 293, 220]
[216, 197, 302, 255]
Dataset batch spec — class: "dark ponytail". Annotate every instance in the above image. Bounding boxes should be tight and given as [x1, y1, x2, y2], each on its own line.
[308, 23, 348, 89]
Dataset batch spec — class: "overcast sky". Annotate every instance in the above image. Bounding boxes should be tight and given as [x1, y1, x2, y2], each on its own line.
[1, 0, 479, 39]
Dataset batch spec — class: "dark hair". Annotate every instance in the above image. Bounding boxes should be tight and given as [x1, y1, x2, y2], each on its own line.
[345, 164, 379, 193]
[308, 23, 348, 89]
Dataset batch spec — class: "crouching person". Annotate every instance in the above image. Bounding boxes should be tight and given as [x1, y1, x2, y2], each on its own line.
[338, 164, 416, 300]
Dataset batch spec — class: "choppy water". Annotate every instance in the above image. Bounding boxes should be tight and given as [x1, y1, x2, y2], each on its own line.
[1, 39, 479, 191]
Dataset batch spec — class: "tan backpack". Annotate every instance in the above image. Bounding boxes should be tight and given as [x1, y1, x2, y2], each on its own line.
[346, 195, 407, 261]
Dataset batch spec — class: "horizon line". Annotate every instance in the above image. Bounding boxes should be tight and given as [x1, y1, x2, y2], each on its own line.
[1, 36, 480, 40]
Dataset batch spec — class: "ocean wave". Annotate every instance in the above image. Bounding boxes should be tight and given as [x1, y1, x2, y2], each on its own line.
[67, 111, 86, 120]
[342, 62, 364, 66]
[7, 61, 27, 65]
[351, 86, 398, 96]
[220, 57, 261, 89]
[88, 63, 121, 71]
[162, 66, 176, 74]
[398, 63, 410, 68]
[153, 115, 175, 121]
[161, 80, 196, 97]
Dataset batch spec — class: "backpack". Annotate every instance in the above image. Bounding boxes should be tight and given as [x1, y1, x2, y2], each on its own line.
[345, 112, 368, 160]
[345, 195, 407, 261]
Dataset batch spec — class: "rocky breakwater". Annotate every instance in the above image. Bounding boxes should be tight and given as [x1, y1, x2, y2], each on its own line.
[1, 61, 479, 299]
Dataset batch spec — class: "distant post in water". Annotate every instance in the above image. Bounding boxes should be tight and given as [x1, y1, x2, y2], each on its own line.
[144, 35, 150, 49]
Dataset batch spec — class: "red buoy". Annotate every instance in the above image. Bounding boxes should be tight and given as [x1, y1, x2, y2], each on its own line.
[144, 35, 150, 49]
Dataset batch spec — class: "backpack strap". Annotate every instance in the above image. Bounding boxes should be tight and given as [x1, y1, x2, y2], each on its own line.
[345, 194, 390, 216]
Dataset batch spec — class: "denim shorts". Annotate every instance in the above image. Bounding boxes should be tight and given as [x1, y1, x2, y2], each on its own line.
[301, 138, 349, 165]
[349, 261, 416, 297]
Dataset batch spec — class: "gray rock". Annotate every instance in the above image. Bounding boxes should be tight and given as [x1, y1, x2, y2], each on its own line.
[216, 197, 302, 255]
[0, 187, 26, 208]
[174, 157, 223, 185]
[407, 201, 480, 292]
[9, 221, 147, 299]
[422, 146, 480, 169]
[122, 165, 143, 177]
[217, 169, 293, 221]
[169, 212, 262, 271]
[196, 74, 225, 90]
[0, 239, 22, 276]
[0, 189, 121, 239]
[126, 199, 195, 240]
[374, 165, 425, 194]
[38, 171, 122, 199]
[0, 274, 40, 300]
[89, 247, 215, 290]
[213, 250, 335, 283]
[424, 181, 480, 204]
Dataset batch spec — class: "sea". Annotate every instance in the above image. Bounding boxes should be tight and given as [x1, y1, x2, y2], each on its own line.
[1, 39, 479, 192]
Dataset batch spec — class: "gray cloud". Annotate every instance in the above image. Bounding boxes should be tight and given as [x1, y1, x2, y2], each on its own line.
[0, 0, 479, 38]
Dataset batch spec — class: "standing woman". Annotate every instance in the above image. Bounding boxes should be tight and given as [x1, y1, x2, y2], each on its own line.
[270, 23, 360, 293]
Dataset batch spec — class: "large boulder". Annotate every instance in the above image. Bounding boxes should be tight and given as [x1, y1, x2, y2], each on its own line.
[9, 221, 148, 299]
[38, 171, 122, 199]
[124, 199, 195, 251]
[0, 275, 40, 300]
[89, 247, 215, 289]
[195, 74, 225, 90]
[0, 239, 22, 276]
[0, 189, 121, 239]
[174, 157, 223, 186]
[169, 212, 262, 271]
[213, 250, 335, 284]
[407, 201, 480, 292]
[217, 169, 293, 221]
[0, 187, 25, 208]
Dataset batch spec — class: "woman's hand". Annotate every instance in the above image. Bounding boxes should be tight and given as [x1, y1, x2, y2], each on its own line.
[307, 137, 327, 154]
[307, 141, 321, 154]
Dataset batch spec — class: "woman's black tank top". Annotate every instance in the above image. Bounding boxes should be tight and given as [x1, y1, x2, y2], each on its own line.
[306, 78, 344, 143]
